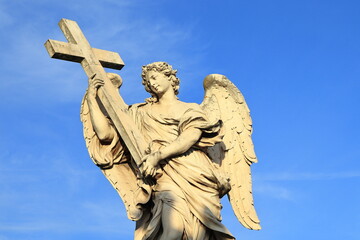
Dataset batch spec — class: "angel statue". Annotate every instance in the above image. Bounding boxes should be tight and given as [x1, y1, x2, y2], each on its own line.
[80, 62, 260, 240]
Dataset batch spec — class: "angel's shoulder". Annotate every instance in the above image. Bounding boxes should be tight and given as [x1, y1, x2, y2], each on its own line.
[129, 102, 147, 108]
[127, 102, 149, 116]
[177, 101, 200, 109]
[176, 101, 203, 114]
[128, 102, 148, 111]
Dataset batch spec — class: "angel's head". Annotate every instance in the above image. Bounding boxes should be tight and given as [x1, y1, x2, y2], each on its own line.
[141, 62, 180, 102]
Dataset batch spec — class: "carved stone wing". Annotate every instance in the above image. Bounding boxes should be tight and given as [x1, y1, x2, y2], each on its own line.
[80, 92, 145, 221]
[200, 74, 261, 230]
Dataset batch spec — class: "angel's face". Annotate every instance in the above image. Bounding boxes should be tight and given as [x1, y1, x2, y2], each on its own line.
[146, 70, 172, 96]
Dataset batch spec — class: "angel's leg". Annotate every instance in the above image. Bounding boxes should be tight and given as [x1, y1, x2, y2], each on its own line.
[160, 203, 184, 240]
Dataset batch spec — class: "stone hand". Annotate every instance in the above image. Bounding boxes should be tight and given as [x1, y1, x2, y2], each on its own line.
[142, 151, 162, 179]
[88, 73, 104, 98]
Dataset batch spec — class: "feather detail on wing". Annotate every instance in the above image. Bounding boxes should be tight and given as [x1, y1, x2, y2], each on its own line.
[200, 74, 261, 230]
[80, 92, 147, 221]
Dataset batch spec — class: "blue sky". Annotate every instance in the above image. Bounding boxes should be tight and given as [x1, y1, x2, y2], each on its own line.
[1, 0, 359, 239]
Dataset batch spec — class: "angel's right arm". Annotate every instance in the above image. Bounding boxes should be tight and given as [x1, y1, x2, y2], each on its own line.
[86, 77, 115, 144]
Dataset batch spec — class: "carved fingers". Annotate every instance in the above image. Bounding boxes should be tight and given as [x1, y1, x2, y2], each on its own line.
[88, 73, 104, 98]
[141, 152, 162, 179]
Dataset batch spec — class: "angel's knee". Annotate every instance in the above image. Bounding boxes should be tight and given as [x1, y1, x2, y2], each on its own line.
[160, 204, 184, 240]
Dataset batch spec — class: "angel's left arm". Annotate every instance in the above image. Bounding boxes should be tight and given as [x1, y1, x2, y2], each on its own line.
[142, 127, 201, 176]
[160, 127, 202, 160]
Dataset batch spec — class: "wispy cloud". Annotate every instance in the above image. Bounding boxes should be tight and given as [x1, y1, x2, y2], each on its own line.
[253, 171, 360, 201]
[0, 219, 133, 234]
[0, 151, 134, 236]
[254, 171, 360, 181]
[0, 4, 12, 29]
[254, 182, 292, 200]
[251, 171, 360, 200]
[0, 0, 207, 106]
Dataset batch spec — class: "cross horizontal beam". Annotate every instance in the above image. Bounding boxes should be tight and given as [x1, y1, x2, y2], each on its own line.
[45, 39, 124, 70]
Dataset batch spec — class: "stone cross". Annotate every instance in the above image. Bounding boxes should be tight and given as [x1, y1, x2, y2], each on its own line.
[44, 19, 146, 168]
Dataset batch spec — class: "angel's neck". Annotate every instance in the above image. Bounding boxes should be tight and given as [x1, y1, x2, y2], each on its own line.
[156, 90, 178, 106]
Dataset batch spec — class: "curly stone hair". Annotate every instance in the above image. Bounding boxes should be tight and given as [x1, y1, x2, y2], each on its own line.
[141, 62, 180, 103]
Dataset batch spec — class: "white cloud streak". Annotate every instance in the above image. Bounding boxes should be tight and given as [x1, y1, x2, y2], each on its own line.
[254, 171, 360, 181]
[0, 0, 206, 106]
[253, 182, 293, 200]
[0, 151, 134, 236]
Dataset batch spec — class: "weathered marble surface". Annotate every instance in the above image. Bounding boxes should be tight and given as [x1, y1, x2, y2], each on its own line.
[45, 19, 260, 240]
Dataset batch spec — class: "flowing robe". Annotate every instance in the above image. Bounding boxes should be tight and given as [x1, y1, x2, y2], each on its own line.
[81, 99, 235, 240]
[130, 103, 234, 240]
